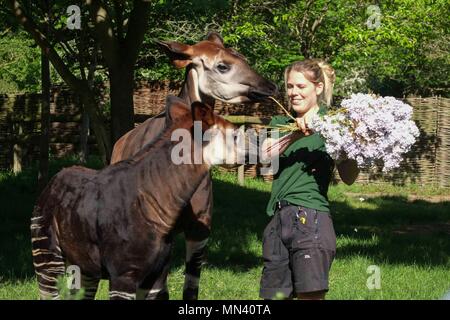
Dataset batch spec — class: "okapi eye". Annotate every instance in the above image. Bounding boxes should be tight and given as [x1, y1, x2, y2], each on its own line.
[217, 63, 230, 73]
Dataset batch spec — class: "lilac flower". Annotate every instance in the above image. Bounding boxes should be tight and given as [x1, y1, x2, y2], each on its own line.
[309, 93, 420, 172]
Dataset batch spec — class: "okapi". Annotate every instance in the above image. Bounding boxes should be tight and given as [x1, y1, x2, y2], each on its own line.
[110, 32, 277, 300]
[31, 97, 247, 300]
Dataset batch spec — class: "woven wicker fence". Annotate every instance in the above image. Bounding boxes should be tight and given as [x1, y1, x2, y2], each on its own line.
[0, 88, 97, 171]
[227, 96, 450, 188]
[0, 81, 448, 187]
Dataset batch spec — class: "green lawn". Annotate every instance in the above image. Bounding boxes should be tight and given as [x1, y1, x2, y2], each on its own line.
[0, 158, 449, 300]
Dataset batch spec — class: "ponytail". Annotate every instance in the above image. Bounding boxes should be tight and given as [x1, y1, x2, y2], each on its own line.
[317, 60, 336, 107]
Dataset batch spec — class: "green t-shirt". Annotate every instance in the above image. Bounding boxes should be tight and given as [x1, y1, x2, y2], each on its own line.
[266, 107, 335, 216]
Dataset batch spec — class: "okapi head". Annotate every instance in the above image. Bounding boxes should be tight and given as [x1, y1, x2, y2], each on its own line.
[166, 96, 251, 168]
[156, 32, 278, 103]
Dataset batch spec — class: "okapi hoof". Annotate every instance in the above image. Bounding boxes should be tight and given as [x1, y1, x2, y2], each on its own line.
[153, 290, 169, 300]
[183, 287, 199, 300]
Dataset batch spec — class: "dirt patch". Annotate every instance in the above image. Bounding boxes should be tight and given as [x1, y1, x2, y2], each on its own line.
[344, 192, 450, 203]
[392, 223, 450, 236]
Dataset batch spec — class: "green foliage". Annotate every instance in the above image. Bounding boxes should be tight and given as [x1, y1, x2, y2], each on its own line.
[56, 275, 85, 300]
[137, 0, 449, 97]
[3, 0, 448, 97]
[217, 0, 450, 97]
[0, 33, 41, 93]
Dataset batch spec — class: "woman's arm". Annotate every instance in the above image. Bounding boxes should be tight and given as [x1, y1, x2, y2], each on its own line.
[337, 159, 360, 185]
[261, 131, 303, 161]
[261, 117, 311, 161]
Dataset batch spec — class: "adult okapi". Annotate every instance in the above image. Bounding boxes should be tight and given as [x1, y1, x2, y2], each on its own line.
[31, 97, 248, 300]
[111, 32, 277, 300]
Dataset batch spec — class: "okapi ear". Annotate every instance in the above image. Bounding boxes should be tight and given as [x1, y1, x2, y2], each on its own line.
[155, 39, 194, 69]
[192, 101, 215, 131]
[206, 31, 224, 47]
[166, 96, 190, 124]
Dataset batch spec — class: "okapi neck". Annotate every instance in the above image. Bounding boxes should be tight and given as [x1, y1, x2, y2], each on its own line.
[131, 129, 210, 235]
[179, 66, 215, 107]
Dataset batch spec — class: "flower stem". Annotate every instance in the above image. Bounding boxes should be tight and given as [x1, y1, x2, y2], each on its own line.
[269, 96, 297, 122]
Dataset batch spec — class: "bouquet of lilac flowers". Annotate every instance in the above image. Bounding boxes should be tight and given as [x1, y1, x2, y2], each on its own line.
[308, 93, 420, 172]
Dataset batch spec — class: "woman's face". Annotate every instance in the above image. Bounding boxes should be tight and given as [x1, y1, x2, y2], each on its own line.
[287, 70, 323, 116]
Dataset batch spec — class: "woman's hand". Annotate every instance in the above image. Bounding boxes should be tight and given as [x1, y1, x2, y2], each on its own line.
[296, 117, 311, 136]
[337, 158, 360, 185]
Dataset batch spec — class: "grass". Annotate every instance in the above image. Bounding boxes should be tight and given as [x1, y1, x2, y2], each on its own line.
[0, 157, 449, 300]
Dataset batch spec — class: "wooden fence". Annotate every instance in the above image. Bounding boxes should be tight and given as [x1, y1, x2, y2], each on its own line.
[0, 88, 98, 172]
[0, 81, 449, 187]
[228, 96, 450, 188]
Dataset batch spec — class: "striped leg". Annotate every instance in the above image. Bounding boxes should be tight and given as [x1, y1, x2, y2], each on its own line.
[137, 261, 170, 300]
[79, 274, 100, 300]
[183, 238, 208, 300]
[137, 240, 173, 300]
[182, 174, 213, 300]
[31, 216, 65, 300]
[109, 275, 138, 300]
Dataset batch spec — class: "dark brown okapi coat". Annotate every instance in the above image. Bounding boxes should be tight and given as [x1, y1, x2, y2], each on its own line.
[31, 97, 236, 300]
[110, 32, 277, 300]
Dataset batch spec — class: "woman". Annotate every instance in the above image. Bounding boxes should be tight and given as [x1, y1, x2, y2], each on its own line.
[260, 59, 359, 300]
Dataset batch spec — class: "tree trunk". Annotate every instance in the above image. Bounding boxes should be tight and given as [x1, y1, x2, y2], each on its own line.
[37, 51, 50, 192]
[38, 0, 50, 192]
[80, 93, 111, 164]
[109, 68, 135, 144]
[79, 101, 89, 164]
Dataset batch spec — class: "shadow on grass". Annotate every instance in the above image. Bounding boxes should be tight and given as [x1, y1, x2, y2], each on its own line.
[170, 180, 450, 274]
[170, 177, 272, 273]
[0, 156, 103, 282]
[1, 159, 449, 284]
[332, 195, 450, 266]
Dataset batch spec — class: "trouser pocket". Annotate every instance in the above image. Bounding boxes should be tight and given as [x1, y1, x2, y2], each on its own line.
[262, 216, 283, 259]
[292, 208, 317, 250]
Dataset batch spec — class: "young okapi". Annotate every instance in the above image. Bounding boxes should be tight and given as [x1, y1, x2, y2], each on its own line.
[31, 97, 247, 300]
[110, 32, 277, 300]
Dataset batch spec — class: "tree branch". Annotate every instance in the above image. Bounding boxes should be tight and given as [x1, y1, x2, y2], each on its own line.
[85, 0, 120, 69]
[113, 0, 124, 41]
[7, 0, 85, 91]
[309, 1, 330, 50]
[123, 0, 151, 67]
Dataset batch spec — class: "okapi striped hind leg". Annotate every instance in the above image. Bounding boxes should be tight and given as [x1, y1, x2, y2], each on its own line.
[31, 216, 65, 300]
[109, 276, 138, 300]
[78, 274, 100, 300]
[183, 238, 209, 300]
[137, 258, 171, 300]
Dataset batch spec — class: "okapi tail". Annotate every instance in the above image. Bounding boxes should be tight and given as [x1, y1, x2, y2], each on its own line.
[31, 184, 65, 300]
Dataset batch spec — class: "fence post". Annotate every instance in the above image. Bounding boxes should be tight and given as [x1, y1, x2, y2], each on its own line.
[238, 164, 244, 185]
[12, 121, 23, 174]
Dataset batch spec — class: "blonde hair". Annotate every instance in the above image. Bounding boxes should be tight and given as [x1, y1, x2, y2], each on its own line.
[284, 59, 336, 107]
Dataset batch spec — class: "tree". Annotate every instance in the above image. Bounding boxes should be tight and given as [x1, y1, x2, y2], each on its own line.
[5, 0, 155, 163]
[6, 0, 111, 163]
[219, 0, 450, 97]
[85, 0, 152, 143]
[0, 33, 41, 93]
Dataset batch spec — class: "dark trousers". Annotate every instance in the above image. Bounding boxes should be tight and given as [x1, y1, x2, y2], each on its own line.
[260, 204, 336, 299]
